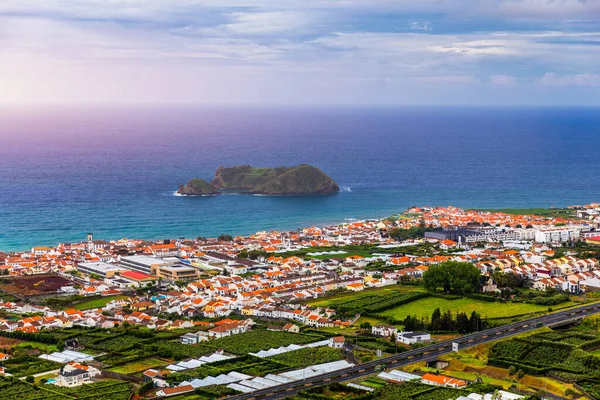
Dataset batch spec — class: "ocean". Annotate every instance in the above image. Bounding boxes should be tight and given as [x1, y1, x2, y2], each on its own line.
[1, 106, 599, 251]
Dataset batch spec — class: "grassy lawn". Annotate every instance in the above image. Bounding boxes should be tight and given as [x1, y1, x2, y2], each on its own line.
[34, 372, 58, 383]
[74, 295, 128, 310]
[107, 357, 170, 374]
[378, 297, 579, 320]
[305, 284, 424, 308]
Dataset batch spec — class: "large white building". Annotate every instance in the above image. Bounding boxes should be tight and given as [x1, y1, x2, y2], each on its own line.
[77, 261, 125, 278]
[515, 228, 537, 241]
[463, 230, 518, 243]
[534, 228, 573, 243]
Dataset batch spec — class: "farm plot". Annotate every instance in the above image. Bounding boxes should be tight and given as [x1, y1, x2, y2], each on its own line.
[107, 357, 170, 374]
[0, 378, 132, 400]
[488, 330, 600, 376]
[378, 297, 577, 320]
[267, 347, 344, 368]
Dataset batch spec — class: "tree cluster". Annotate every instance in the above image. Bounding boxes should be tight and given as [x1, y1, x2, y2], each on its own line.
[423, 261, 481, 295]
[402, 308, 485, 333]
[490, 271, 526, 289]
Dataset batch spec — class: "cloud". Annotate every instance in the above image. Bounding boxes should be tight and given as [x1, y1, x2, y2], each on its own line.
[221, 11, 317, 35]
[490, 75, 516, 84]
[1, 1, 600, 105]
[415, 75, 479, 83]
[540, 73, 600, 87]
[409, 22, 432, 32]
[2, 0, 600, 22]
[427, 40, 515, 55]
[480, 0, 600, 19]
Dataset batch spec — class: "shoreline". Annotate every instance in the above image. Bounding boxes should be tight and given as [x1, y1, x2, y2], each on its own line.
[0, 204, 583, 253]
[0, 212, 392, 253]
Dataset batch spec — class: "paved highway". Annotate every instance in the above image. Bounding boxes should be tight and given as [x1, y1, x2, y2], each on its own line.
[227, 301, 600, 400]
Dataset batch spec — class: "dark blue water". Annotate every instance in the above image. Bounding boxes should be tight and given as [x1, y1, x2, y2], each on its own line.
[1, 106, 599, 251]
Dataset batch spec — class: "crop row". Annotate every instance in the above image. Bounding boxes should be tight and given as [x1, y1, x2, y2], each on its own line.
[331, 292, 427, 315]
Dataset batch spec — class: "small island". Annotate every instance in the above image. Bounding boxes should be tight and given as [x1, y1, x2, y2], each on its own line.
[177, 164, 339, 196]
[177, 178, 220, 196]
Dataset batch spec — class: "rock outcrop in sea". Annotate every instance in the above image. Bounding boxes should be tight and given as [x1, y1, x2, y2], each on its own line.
[179, 165, 339, 196]
[177, 178, 220, 196]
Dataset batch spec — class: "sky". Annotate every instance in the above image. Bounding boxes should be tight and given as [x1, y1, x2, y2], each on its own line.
[0, 0, 600, 106]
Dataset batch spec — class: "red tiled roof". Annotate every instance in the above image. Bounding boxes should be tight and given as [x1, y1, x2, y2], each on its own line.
[121, 271, 153, 280]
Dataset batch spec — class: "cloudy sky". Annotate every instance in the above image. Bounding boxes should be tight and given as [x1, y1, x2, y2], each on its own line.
[1, 0, 599, 106]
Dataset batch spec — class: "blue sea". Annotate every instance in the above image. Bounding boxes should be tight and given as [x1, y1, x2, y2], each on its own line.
[1, 106, 600, 251]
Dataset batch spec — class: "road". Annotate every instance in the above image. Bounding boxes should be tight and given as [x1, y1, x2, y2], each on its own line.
[18, 369, 61, 380]
[227, 301, 600, 400]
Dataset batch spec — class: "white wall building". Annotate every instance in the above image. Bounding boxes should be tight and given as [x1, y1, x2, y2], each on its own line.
[535, 228, 573, 243]
[396, 331, 431, 345]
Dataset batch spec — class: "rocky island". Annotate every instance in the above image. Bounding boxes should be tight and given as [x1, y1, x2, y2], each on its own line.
[177, 178, 220, 196]
[177, 164, 339, 196]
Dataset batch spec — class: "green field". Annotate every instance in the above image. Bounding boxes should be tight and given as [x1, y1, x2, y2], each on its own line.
[305, 284, 424, 307]
[108, 357, 170, 374]
[14, 341, 60, 353]
[378, 297, 579, 320]
[74, 295, 128, 310]
[474, 208, 576, 218]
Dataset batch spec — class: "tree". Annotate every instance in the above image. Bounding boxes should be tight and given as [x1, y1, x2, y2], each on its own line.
[469, 311, 483, 332]
[217, 234, 233, 242]
[456, 312, 470, 334]
[359, 322, 372, 331]
[516, 369, 525, 379]
[238, 249, 268, 260]
[25, 376, 34, 383]
[423, 261, 481, 295]
[492, 271, 524, 289]
[388, 225, 428, 241]
[491, 390, 502, 400]
[508, 365, 517, 375]
[402, 315, 425, 331]
[430, 308, 442, 331]
[440, 310, 454, 331]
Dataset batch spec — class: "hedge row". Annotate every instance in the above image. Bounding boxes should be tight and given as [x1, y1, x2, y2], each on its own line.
[488, 358, 551, 375]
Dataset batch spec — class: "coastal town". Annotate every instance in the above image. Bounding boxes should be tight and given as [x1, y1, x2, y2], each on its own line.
[2, 203, 600, 399]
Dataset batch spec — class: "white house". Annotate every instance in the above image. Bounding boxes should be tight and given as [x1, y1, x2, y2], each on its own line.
[372, 324, 397, 337]
[396, 331, 431, 345]
[55, 362, 101, 387]
[208, 321, 249, 339]
[328, 336, 345, 349]
[180, 331, 209, 344]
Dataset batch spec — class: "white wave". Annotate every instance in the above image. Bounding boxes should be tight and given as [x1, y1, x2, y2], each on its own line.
[344, 218, 358, 221]
[340, 186, 352, 192]
[173, 191, 218, 197]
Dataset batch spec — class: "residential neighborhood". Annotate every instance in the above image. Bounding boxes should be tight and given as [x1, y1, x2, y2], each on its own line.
[1, 203, 600, 399]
